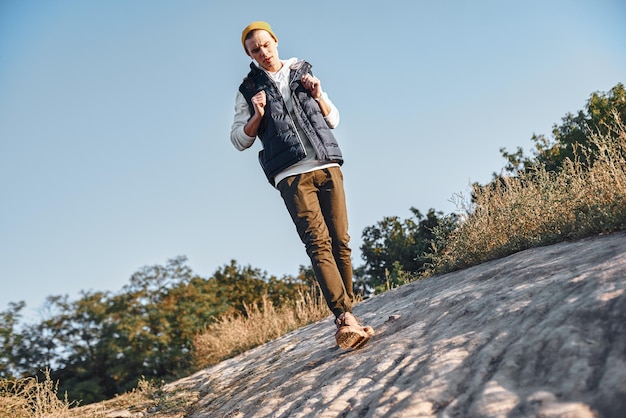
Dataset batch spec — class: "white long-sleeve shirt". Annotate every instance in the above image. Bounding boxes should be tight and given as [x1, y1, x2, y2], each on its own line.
[230, 57, 341, 187]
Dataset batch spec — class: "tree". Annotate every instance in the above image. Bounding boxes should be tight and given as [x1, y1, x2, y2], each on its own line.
[50, 291, 113, 403]
[500, 83, 626, 175]
[355, 208, 458, 294]
[0, 301, 26, 378]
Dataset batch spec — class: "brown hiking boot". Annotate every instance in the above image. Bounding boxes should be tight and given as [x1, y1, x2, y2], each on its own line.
[335, 312, 375, 349]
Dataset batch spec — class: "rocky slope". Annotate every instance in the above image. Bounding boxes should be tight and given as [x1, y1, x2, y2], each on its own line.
[101, 232, 626, 417]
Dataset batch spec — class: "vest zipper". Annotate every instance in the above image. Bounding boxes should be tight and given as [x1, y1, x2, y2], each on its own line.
[267, 72, 308, 158]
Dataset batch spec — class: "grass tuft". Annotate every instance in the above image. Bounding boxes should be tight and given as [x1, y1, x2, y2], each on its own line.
[0, 369, 76, 418]
[192, 290, 329, 369]
[430, 115, 626, 273]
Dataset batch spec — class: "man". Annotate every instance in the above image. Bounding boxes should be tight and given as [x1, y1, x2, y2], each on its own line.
[230, 21, 374, 349]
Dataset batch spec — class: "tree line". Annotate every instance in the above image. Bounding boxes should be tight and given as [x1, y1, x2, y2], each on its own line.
[0, 258, 315, 403]
[1, 83, 624, 405]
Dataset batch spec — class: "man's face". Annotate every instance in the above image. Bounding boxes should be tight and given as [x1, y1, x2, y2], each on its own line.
[245, 30, 281, 72]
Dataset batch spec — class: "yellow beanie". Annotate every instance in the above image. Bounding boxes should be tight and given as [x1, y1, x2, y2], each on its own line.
[241, 21, 278, 55]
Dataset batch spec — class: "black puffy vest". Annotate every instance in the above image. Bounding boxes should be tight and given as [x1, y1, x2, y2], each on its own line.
[238, 60, 343, 184]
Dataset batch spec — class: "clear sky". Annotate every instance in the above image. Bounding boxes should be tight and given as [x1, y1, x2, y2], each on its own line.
[1, 0, 624, 319]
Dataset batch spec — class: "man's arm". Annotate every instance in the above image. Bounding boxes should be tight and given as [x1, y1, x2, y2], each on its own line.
[230, 91, 259, 150]
[301, 73, 340, 128]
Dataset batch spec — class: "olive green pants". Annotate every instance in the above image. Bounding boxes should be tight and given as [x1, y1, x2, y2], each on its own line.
[278, 166, 354, 318]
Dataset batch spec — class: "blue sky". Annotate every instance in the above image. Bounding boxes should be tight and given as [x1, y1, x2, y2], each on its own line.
[1, 0, 624, 318]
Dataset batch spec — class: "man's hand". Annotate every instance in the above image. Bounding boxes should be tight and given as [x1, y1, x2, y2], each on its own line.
[244, 90, 266, 137]
[302, 73, 331, 116]
[302, 74, 322, 99]
[252, 90, 266, 117]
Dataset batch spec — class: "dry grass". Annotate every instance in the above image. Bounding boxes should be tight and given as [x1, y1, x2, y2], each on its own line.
[68, 376, 195, 418]
[0, 372, 179, 418]
[192, 290, 329, 369]
[432, 116, 626, 272]
[0, 369, 78, 418]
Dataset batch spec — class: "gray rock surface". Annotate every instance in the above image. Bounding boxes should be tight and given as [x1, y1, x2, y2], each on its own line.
[166, 232, 626, 417]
